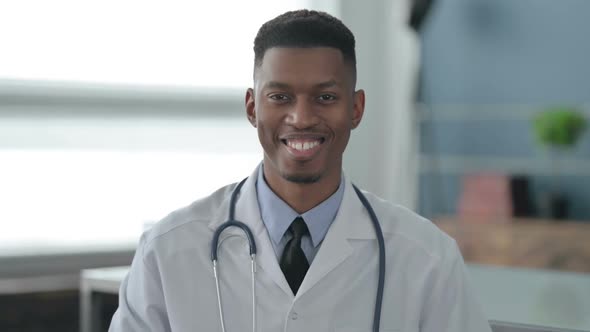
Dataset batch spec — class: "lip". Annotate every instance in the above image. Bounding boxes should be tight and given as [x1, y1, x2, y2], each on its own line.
[280, 132, 326, 140]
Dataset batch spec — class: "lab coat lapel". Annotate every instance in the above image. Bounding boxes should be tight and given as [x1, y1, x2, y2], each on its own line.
[295, 178, 376, 299]
[208, 165, 294, 297]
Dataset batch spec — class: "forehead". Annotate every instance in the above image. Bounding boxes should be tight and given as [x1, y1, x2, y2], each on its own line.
[255, 47, 352, 88]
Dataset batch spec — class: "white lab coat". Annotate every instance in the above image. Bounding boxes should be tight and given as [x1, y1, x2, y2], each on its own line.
[109, 166, 492, 332]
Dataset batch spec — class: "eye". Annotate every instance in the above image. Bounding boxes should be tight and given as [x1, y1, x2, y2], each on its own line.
[317, 94, 337, 102]
[269, 94, 290, 102]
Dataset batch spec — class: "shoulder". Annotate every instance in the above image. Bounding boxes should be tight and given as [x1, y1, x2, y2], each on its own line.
[140, 182, 238, 253]
[360, 190, 458, 262]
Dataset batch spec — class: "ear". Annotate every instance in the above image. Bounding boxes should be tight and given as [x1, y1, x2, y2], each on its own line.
[245, 88, 257, 128]
[351, 89, 365, 129]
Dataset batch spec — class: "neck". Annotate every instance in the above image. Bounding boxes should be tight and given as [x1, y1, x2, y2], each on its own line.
[262, 167, 341, 214]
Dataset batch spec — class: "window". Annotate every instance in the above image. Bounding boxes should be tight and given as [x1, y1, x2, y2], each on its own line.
[0, 116, 261, 248]
[0, 1, 336, 250]
[0, 0, 319, 88]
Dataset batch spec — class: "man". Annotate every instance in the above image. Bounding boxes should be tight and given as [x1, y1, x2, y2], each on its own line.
[109, 10, 492, 331]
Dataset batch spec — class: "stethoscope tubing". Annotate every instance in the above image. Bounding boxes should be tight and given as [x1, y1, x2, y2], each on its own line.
[211, 178, 385, 332]
[211, 178, 255, 332]
[353, 184, 385, 332]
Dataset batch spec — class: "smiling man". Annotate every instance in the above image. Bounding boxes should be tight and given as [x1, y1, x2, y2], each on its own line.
[109, 10, 492, 332]
[246, 45, 363, 213]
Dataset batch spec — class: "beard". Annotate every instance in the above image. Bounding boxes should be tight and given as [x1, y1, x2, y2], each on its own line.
[282, 171, 322, 184]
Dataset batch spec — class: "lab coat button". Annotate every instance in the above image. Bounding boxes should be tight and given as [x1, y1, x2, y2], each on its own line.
[290, 312, 298, 320]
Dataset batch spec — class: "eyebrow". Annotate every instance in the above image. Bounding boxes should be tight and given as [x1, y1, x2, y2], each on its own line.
[263, 79, 341, 90]
[263, 81, 291, 90]
[314, 79, 339, 89]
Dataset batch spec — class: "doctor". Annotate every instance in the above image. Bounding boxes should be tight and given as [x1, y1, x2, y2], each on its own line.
[109, 9, 492, 332]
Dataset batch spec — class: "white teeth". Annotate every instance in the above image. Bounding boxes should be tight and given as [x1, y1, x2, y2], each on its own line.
[287, 140, 320, 151]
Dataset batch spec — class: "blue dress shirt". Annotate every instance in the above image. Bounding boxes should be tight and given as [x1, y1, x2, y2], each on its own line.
[256, 165, 345, 264]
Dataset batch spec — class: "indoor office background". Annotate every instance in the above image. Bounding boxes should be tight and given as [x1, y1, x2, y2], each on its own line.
[0, 1, 589, 332]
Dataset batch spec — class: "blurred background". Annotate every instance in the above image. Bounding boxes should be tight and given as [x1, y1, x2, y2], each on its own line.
[0, 0, 588, 331]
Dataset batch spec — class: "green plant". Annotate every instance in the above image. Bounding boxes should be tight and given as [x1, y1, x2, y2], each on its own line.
[533, 107, 588, 148]
[531, 107, 587, 219]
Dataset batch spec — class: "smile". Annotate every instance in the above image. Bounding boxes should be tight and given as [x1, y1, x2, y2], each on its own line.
[286, 139, 320, 151]
[281, 137, 326, 156]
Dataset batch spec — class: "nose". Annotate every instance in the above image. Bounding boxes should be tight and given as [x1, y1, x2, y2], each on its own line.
[285, 99, 320, 129]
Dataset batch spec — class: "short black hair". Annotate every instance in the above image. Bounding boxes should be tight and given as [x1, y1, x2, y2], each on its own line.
[253, 10, 356, 71]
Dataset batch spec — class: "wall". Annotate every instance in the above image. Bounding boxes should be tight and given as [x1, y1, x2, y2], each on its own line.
[340, 0, 420, 209]
[421, 0, 590, 104]
[419, 0, 590, 220]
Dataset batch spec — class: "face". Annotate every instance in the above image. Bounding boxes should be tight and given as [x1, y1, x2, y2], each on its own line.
[246, 47, 365, 186]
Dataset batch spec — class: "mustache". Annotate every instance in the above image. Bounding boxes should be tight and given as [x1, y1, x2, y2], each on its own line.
[279, 131, 327, 140]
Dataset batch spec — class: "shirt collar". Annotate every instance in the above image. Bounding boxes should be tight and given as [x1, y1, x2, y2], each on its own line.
[256, 164, 345, 248]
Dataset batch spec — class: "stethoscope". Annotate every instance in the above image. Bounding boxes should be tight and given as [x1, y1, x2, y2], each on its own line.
[211, 178, 386, 332]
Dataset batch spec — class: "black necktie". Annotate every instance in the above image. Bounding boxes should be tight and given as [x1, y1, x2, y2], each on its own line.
[280, 217, 310, 294]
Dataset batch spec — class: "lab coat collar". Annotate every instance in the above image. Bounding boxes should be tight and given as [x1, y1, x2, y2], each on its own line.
[208, 164, 294, 296]
[295, 174, 378, 299]
[207, 164, 262, 233]
[207, 164, 379, 299]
